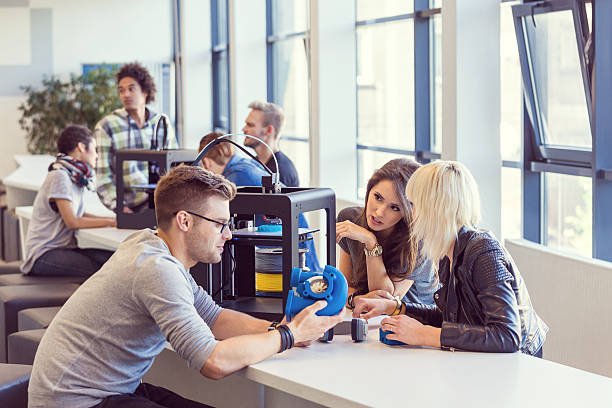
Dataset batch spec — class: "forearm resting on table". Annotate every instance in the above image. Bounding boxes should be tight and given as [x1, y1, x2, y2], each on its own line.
[419, 326, 442, 348]
[200, 330, 281, 380]
[211, 309, 271, 340]
[55, 199, 114, 229]
[365, 258, 394, 293]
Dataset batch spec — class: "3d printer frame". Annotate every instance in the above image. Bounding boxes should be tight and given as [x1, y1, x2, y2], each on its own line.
[115, 149, 198, 229]
[219, 186, 336, 320]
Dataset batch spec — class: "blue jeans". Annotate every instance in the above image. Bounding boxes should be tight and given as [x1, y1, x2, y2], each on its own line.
[30, 247, 114, 278]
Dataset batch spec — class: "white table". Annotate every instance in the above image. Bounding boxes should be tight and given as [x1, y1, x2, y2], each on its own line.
[15, 206, 136, 254]
[142, 314, 612, 408]
[3, 154, 55, 209]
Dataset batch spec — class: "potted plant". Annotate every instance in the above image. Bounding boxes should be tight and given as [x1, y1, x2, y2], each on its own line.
[18, 66, 121, 154]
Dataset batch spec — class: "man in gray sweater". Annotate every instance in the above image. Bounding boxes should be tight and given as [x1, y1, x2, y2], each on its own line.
[28, 165, 341, 408]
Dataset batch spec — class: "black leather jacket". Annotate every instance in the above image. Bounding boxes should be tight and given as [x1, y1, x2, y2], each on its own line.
[403, 228, 548, 355]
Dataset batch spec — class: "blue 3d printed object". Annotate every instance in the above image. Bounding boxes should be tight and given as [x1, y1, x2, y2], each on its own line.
[285, 265, 348, 322]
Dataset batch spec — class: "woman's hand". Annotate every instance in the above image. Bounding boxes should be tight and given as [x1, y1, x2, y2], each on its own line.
[352, 298, 396, 320]
[352, 289, 395, 308]
[336, 220, 377, 249]
[358, 289, 395, 301]
[380, 315, 441, 348]
[380, 315, 424, 345]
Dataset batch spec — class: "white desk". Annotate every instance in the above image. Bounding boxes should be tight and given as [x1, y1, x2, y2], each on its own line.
[142, 315, 612, 408]
[3, 154, 55, 209]
[15, 206, 136, 254]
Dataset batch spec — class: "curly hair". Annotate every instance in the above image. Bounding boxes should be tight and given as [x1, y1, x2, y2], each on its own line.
[116, 62, 156, 104]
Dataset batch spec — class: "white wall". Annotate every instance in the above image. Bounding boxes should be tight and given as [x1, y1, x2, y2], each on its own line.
[0, 0, 174, 179]
[506, 239, 612, 378]
[442, 0, 501, 237]
[32, 0, 173, 75]
[230, 0, 267, 132]
[181, 0, 213, 149]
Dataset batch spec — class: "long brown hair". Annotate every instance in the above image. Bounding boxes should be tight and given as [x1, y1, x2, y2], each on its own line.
[354, 158, 421, 284]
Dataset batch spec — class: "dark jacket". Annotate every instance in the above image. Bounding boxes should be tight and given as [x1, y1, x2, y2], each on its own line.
[403, 228, 548, 355]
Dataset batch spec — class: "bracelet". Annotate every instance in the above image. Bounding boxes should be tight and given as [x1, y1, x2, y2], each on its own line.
[267, 321, 279, 332]
[276, 324, 294, 353]
[347, 293, 355, 310]
[390, 297, 402, 316]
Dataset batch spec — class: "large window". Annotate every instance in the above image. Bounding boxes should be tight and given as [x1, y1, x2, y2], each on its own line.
[355, 0, 440, 198]
[267, 0, 310, 186]
[211, 0, 230, 132]
[510, 0, 600, 258]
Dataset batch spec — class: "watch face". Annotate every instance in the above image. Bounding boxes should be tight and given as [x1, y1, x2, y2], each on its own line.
[365, 244, 383, 256]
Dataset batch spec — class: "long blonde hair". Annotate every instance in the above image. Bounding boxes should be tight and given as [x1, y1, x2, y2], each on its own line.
[405, 161, 481, 266]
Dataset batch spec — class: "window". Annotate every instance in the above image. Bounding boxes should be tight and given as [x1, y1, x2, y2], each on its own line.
[511, 0, 600, 258]
[355, 0, 440, 198]
[267, 0, 310, 186]
[513, 0, 591, 164]
[545, 173, 591, 257]
[211, 0, 230, 132]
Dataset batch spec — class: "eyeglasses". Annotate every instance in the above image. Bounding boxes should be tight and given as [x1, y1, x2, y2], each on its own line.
[173, 210, 231, 234]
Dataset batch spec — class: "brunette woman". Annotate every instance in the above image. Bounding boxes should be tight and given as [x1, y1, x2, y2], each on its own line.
[336, 158, 436, 309]
[21, 125, 116, 277]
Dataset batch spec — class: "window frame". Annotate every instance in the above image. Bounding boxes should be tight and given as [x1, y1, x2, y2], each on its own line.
[507, 0, 612, 261]
[211, 0, 231, 133]
[265, 0, 310, 145]
[354, 0, 441, 198]
[512, 0, 592, 172]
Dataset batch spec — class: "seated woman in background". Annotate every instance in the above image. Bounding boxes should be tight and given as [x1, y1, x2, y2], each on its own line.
[199, 132, 269, 186]
[336, 158, 436, 309]
[20, 125, 116, 278]
[353, 160, 548, 356]
[199, 132, 321, 272]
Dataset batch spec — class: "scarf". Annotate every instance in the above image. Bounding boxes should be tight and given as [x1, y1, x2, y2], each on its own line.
[48, 153, 95, 191]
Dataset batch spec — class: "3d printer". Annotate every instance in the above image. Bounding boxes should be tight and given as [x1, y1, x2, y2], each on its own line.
[114, 115, 198, 229]
[195, 133, 337, 320]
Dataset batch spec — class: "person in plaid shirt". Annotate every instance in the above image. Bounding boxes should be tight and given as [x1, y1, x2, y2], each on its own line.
[95, 62, 177, 213]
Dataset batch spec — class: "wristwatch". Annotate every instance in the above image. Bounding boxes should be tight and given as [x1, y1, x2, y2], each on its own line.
[364, 243, 383, 257]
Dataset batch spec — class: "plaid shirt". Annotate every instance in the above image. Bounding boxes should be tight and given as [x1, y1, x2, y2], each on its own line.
[95, 108, 177, 210]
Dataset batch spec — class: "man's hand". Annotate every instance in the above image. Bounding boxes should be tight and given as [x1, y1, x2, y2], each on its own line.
[352, 298, 396, 320]
[287, 301, 343, 344]
[336, 220, 377, 250]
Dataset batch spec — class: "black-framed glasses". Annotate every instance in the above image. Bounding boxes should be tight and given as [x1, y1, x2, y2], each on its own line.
[173, 210, 231, 234]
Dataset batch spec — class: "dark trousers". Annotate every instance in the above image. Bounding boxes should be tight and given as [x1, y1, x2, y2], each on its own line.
[30, 247, 114, 278]
[90, 383, 213, 408]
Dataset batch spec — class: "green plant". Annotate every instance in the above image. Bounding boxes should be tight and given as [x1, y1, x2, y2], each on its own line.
[18, 66, 121, 154]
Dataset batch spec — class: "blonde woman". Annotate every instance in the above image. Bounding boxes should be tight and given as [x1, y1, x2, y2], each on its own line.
[353, 161, 548, 356]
